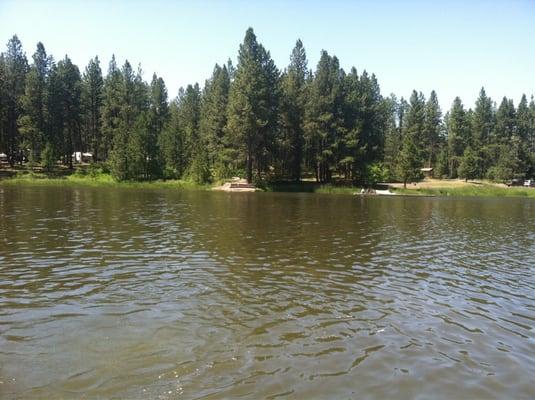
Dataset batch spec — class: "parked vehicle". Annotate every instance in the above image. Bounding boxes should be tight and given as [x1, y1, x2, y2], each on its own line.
[506, 179, 524, 187]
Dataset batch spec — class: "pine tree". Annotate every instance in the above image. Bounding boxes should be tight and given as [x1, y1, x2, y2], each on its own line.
[423, 90, 442, 168]
[526, 96, 535, 177]
[199, 64, 230, 178]
[446, 97, 470, 177]
[18, 42, 49, 164]
[356, 71, 385, 178]
[226, 28, 280, 183]
[397, 133, 421, 188]
[304, 50, 345, 182]
[0, 54, 7, 154]
[159, 84, 201, 179]
[56, 56, 82, 169]
[279, 39, 308, 180]
[403, 91, 426, 157]
[159, 99, 185, 178]
[45, 59, 64, 160]
[179, 84, 202, 177]
[383, 94, 402, 180]
[81, 56, 103, 161]
[494, 97, 516, 144]
[458, 146, 482, 181]
[516, 94, 530, 143]
[101, 55, 123, 161]
[3, 35, 28, 165]
[109, 60, 149, 180]
[145, 73, 168, 179]
[472, 87, 495, 146]
[126, 111, 151, 180]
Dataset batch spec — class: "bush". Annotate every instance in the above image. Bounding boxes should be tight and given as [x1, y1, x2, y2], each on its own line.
[41, 143, 56, 172]
[364, 163, 388, 186]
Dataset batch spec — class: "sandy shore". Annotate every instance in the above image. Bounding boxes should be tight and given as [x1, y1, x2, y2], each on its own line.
[388, 178, 506, 190]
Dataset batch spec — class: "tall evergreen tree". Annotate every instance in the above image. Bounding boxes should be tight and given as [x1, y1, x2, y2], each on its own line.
[357, 71, 385, 175]
[516, 94, 530, 143]
[81, 56, 103, 160]
[397, 132, 421, 188]
[279, 39, 308, 180]
[3, 35, 28, 165]
[143, 73, 168, 178]
[529, 97, 535, 156]
[101, 55, 123, 160]
[471, 87, 495, 146]
[56, 56, 82, 169]
[0, 54, 7, 154]
[159, 84, 201, 179]
[226, 28, 280, 183]
[494, 97, 516, 144]
[403, 90, 426, 164]
[304, 50, 345, 182]
[423, 90, 442, 168]
[109, 60, 149, 180]
[199, 64, 231, 178]
[446, 97, 470, 177]
[458, 146, 482, 181]
[160, 99, 185, 178]
[383, 94, 402, 180]
[18, 42, 49, 163]
[45, 59, 64, 161]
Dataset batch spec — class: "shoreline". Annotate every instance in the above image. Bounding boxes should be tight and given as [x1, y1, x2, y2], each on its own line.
[1, 171, 535, 198]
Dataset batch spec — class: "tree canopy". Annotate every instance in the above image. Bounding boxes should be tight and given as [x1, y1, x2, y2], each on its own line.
[1, 30, 534, 184]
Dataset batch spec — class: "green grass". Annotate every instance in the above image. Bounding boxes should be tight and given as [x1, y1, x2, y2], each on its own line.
[4, 170, 535, 198]
[0, 170, 210, 190]
[392, 185, 535, 198]
[265, 181, 361, 195]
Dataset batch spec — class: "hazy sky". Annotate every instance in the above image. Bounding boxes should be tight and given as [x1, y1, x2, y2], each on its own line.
[1, 0, 534, 110]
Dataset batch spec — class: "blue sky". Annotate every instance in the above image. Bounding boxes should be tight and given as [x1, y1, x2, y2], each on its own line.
[1, 0, 534, 111]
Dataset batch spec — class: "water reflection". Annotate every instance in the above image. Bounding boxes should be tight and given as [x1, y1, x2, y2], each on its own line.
[0, 186, 534, 399]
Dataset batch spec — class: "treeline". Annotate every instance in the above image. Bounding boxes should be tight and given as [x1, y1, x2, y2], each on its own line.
[1, 28, 534, 184]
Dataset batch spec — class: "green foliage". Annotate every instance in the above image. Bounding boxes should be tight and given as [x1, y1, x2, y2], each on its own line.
[227, 28, 280, 183]
[200, 64, 230, 174]
[2, 35, 29, 165]
[278, 39, 308, 181]
[41, 142, 56, 172]
[458, 147, 482, 181]
[397, 134, 422, 187]
[3, 29, 535, 190]
[81, 56, 103, 160]
[446, 97, 470, 177]
[304, 50, 345, 183]
[472, 87, 495, 146]
[363, 163, 387, 186]
[423, 90, 442, 166]
[435, 148, 449, 178]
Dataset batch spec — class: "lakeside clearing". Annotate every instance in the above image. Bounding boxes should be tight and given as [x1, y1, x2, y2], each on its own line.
[390, 178, 535, 198]
[0, 170, 208, 191]
[1, 169, 535, 198]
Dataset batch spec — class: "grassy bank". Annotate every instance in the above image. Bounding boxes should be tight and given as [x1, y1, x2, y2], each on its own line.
[264, 181, 361, 195]
[392, 185, 535, 198]
[0, 170, 209, 190]
[3, 170, 535, 198]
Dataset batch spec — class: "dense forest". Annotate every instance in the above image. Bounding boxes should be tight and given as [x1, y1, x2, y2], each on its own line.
[1, 28, 534, 185]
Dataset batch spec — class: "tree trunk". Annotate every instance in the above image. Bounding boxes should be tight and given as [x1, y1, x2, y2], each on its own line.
[246, 155, 253, 184]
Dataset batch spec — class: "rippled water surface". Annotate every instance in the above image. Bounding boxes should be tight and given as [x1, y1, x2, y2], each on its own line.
[1, 186, 534, 399]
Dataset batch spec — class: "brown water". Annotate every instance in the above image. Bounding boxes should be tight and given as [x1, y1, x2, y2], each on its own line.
[0, 185, 534, 399]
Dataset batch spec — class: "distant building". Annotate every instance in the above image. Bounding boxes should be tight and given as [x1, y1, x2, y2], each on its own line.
[420, 167, 433, 178]
[73, 152, 93, 163]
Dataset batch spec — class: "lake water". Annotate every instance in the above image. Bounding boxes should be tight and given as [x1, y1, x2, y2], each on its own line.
[0, 185, 534, 399]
